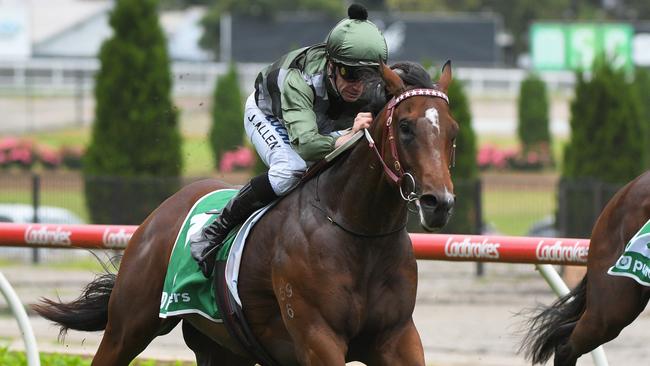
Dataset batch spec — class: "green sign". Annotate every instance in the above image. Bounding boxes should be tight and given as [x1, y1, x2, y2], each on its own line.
[531, 23, 633, 71]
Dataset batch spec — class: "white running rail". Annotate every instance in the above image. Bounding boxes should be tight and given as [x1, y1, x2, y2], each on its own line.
[0, 271, 40, 366]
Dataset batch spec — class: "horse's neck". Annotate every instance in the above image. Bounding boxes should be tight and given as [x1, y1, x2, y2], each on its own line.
[317, 128, 407, 233]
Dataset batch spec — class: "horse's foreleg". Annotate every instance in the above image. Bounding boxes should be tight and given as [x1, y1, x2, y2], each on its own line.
[286, 317, 347, 365]
[181, 321, 256, 366]
[559, 274, 649, 366]
[365, 319, 425, 366]
[276, 298, 347, 366]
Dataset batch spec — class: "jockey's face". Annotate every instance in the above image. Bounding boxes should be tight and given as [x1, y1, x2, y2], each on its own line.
[332, 63, 367, 102]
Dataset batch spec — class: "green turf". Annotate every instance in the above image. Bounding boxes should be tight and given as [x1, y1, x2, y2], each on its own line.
[0, 346, 194, 365]
[0, 188, 89, 223]
[483, 188, 556, 236]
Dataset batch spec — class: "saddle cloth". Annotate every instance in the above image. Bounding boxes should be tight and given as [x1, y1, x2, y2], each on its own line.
[159, 189, 273, 322]
[608, 218, 650, 285]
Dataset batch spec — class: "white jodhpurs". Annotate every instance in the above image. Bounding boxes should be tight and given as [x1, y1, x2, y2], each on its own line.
[244, 93, 307, 196]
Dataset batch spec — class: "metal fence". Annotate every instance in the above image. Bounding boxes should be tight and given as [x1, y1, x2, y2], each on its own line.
[557, 178, 622, 239]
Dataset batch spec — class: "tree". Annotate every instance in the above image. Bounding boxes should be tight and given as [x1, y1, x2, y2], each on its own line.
[209, 64, 245, 169]
[559, 59, 644, 237]
[562, 61, 644, 183]
[634, 67, 650, 167]
[448, 79, 478, 182]
[517, 73, 552, 166]
[84, 0, 182, 224]
[443, 79, 480, 235]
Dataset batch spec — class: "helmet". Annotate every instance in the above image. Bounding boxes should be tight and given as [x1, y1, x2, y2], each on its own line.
[325, 4, 388, 67]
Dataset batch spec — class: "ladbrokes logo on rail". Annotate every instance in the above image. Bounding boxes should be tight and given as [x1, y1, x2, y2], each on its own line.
[535, 240, 589, 263]
[444, 237, 501, 259]
[102, 228, 132, 248]
[24, 225, 72, 246]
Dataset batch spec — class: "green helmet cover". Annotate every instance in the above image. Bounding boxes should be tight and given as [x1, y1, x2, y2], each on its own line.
[326, 18, 388, 67]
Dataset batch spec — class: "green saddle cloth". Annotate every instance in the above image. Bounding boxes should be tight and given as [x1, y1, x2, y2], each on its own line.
[159, 189, 240, 322]
[608, 218, 650, 286]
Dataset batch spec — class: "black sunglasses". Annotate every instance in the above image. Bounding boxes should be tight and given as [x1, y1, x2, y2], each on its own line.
[336, 64, 375, 82]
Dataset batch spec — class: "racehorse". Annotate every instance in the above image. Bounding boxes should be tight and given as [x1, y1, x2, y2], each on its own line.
[34, 61, 458, 366]
[521, 170, 650, 366]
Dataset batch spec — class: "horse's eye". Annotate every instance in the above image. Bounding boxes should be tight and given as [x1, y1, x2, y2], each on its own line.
[399, 121, 412, 135]
[398, 120, 414, 144]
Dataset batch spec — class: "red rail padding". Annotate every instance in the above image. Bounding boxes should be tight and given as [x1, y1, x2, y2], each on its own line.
[411, 233, 589, 266]
[0, 223, 136, 250]
[0, 223, 590, 265]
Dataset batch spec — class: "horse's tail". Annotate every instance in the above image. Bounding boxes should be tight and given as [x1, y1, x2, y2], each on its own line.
[519, 275, 587, 364]
[33, 272, 115, 340]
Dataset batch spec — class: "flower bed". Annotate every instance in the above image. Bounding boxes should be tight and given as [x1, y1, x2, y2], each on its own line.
[0, 137, 84, 171]
[477, 144, 553, 171]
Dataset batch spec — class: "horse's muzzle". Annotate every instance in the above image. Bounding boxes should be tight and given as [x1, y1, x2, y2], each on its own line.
[418, 192, 455, 231]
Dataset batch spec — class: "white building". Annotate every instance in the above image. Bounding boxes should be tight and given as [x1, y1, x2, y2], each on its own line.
[0, 0, 212, 61]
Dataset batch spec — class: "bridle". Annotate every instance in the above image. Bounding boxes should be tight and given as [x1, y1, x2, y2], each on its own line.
[364, 88, 455, 203]
[312, 87, 456, 237]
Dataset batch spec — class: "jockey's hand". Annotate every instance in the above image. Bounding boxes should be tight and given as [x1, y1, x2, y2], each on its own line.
[351, 112, 373, 133]
[335, 112, 373, 148]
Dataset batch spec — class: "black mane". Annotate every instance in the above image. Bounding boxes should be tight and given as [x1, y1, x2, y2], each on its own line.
[362, 61, 435, 116]
[391, 61, 435, 89]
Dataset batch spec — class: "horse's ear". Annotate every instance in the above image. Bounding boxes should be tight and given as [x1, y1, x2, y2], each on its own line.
[438, 60, 452, 93]
[380, 60, 405, 97]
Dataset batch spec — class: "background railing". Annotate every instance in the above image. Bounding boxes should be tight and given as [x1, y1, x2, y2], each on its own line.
[0, 58, 576, 97]
[0, 171, 611, 263]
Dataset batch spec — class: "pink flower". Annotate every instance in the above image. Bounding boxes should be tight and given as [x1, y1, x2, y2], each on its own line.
[491, 150, 508, 168]
[219, 147, 256, 172]
[38, 147, 62, 167]
[219, 151, 235, 172]
[234, 147, 254, 166]
[477, 145, 494, 167]
[0, 137, 20, 151]
[8, 146, 32, 165]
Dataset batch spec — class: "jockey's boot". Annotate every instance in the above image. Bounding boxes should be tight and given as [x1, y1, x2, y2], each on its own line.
[190, 173, 278, 277]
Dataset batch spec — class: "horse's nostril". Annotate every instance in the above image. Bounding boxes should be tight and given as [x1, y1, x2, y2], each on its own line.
[419, 194, 438, 209]
[420, 194, 454, 212]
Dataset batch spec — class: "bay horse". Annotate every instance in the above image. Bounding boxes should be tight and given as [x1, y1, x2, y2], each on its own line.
[521, 170, 650, 365]
[34, 62, 458, 366]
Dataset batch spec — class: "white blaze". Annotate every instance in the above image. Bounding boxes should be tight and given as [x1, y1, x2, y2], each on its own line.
[425, 108, 440, 135]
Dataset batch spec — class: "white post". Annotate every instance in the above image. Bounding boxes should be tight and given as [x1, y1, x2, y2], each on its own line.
[536, 264, 609, 366]
[220, 13, 232, 63]
[0, 271, 40, 366]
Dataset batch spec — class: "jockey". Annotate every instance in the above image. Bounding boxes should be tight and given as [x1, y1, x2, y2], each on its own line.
[190, 4, 388, 277]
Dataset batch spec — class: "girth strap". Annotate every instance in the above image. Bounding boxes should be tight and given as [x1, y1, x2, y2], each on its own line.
[214, 261, 281, 366]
